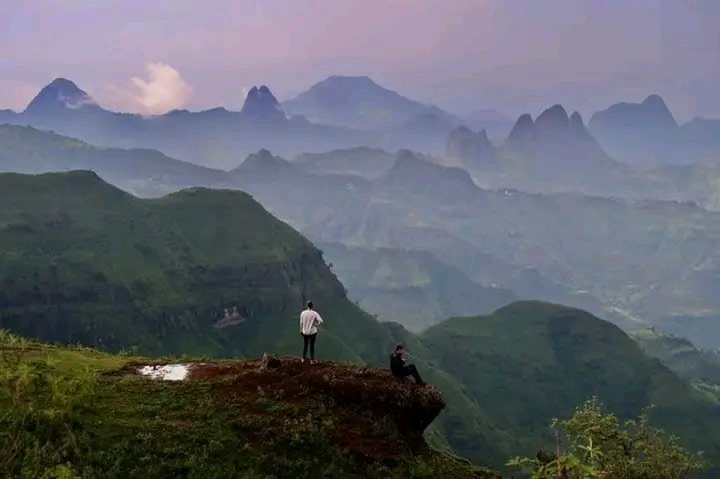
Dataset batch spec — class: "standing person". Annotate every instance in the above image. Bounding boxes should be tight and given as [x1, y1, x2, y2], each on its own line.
[299, 301, 323, 363]
[389, 344, 425, 385]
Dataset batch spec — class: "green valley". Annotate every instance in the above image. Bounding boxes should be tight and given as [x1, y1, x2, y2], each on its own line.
[1, 171, 719, 477]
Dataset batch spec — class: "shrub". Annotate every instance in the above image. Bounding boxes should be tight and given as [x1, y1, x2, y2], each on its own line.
[507, 397, 707, 478]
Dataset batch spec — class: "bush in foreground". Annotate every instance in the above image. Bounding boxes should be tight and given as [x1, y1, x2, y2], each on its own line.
[507, 397, 707, 478]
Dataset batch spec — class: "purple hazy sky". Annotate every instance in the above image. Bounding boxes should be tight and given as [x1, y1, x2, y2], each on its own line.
[1, 0, 718, 120]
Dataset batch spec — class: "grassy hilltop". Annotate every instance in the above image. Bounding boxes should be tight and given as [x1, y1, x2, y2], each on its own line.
[0, 331, 495, 478]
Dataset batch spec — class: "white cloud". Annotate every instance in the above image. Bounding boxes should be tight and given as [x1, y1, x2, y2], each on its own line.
[98, 62, 193, 115]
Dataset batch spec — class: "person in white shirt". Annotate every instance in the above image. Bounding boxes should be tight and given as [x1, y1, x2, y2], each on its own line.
[299, 300, 323, 363]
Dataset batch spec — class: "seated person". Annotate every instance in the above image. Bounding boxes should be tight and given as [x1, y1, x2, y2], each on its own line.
[389, 344, 425, 385]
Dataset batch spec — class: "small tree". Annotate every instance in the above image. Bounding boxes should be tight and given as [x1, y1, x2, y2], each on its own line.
[507, 397, 707, 479]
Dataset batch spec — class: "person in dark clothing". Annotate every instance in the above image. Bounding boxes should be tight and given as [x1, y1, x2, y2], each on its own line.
[389, 344, 424, 385]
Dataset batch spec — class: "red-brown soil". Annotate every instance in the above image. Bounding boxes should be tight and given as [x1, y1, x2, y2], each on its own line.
[128, 355, 446, 462]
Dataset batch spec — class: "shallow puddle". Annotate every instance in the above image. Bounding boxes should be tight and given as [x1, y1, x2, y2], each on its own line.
[137, 364, 191, 381]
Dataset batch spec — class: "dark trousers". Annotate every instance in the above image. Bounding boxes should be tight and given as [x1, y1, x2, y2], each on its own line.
[395, 364, 423, 384]
[302, 333, 317, 359]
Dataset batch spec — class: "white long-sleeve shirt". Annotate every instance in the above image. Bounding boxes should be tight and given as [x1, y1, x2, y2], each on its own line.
[300, 309, 323, 335]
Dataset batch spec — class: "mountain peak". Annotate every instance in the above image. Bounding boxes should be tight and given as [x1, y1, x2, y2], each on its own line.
[642, 94, 666, 107]
[533, 104, 571, 141]
[535, 104, 569, 128]
[569, 111, 584, 126]
[241, 85, 286, 121]
[232, 149, 296, 175]
[589, 94, 678, 133]
[507, 113, 535, 143]
[323, 75, 377, 86]
[446, 126, 497, 169]
[24, 77, 99, 115]
[385, 151, 479, 195]
[304, 75, 396, 102]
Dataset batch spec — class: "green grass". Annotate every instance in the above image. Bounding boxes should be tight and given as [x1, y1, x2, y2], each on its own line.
[0, 331, 497, 479]
[420, 301, 720, 476]
[0, 171, 507, 473]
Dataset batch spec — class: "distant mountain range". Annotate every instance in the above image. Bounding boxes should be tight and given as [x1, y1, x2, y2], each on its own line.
[5, 124, 720, 360]
[2, 76, 718, 169]
[0, 78, 373, 169]
[444, 104, 652, 198]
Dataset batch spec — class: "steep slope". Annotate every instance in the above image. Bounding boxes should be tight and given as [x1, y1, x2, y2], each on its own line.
[632, 328, 720, 385]
[2, 79, 375, 169]
[0, 332, 497, 478]
[0, 170, 394, 364]
[0, 124, 228, 197]
[316, 242, 515, 331]
[240, 85, 286, 122]
[421, 301, 720, 474]
[24, 77, 102, 116]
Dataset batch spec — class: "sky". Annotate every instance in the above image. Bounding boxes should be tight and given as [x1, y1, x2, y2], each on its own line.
[0, 0, 718, 121]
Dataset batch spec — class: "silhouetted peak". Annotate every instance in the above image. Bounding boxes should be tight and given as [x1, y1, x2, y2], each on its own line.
[321, 75, 378, 88]
[386, 151, 477, 193]
[233, 149, 296, 174]
[446, 126, 496, 168]
[588, 94, 678, 131]
[535, 104, 569, 133]
[394, 149, 420, 165]
[507, 113, 535, 142]
[295, 75, 402, 106]
[569, 111, 584, 128]
[568, 111, 598, 143]
[447, 126, 494, 150]
[642, 94, 666, 107]
[48, 78, 82, 93]
[25, 77, 99, 114]
[241, 85, 286, 121]
[252, 148, 275, 161]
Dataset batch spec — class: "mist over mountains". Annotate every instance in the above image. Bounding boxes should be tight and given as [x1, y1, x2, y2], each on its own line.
[3, 74, 720, 177]
[4, 70, 720, 477]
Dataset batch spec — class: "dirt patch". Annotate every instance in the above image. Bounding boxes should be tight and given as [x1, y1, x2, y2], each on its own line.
[184, 355, 445, 461]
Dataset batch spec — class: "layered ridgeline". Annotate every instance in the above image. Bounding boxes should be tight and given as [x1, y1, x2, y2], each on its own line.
[2, 172, 720, 475]
[316, 242, 515, 332]
[0, 124, 228, 197]
[0, 78, 373, 169]
[0, 170, 395, 362]
[0, 170, 513, 469]
[6, 126, 720, 351]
